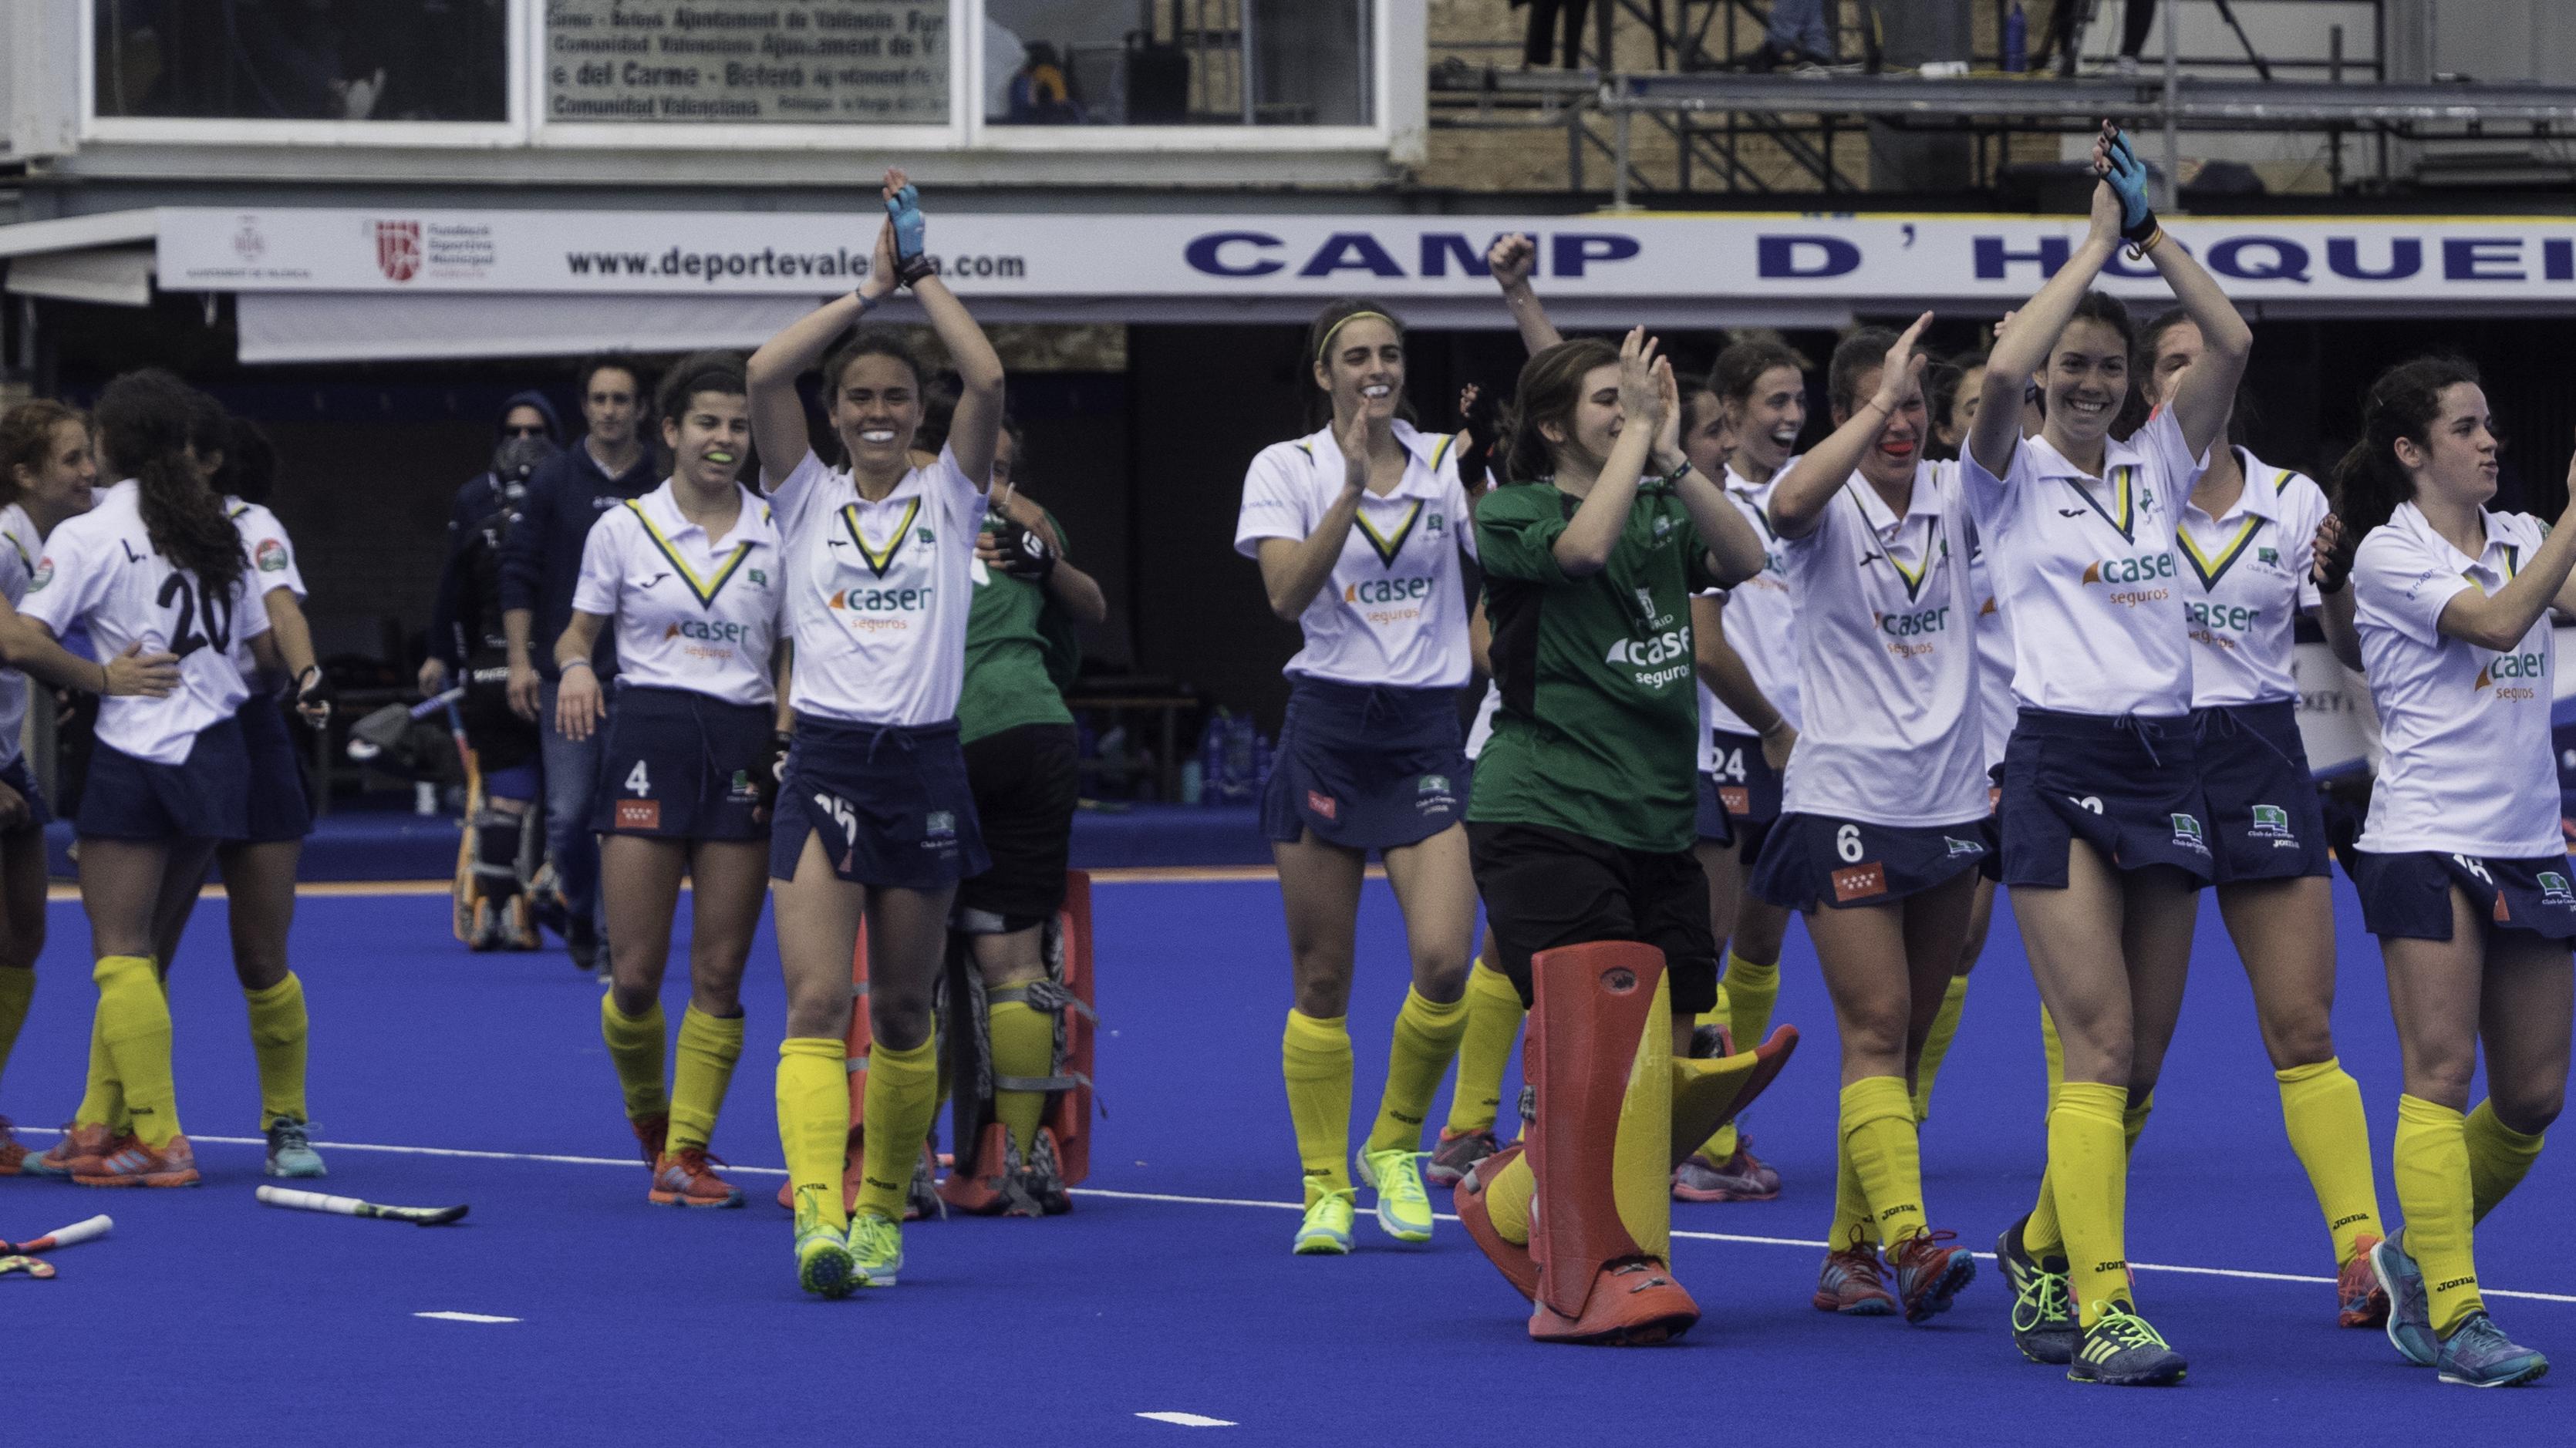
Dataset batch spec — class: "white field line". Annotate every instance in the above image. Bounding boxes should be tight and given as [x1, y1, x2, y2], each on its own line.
[38, 1129, 2568, 1306]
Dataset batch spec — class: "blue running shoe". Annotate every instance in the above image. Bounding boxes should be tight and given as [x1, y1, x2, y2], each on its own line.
[1998, 1215, 2078, 1365]
[263, 1116, 327, 1178]
[2069, 1302, 2187, 1386]
[2436, 1312, 2547, 1387]
[2372, 1234, 2437, 1368]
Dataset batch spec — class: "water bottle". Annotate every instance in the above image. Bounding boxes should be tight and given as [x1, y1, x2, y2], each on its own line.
[2004, 2, 2027, 73]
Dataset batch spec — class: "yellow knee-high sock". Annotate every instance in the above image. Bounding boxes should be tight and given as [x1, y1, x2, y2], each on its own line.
[2024, 1005, 2072, 1254]
[0, 967, 31, 1090]
[776, 1037, 851, 1231]
[1725, 951, 1779, 1052]
[1442, 960, 1524, 1136]
[1485, 1150, 1534, 1246]
[241, 974, 309, 1126]
[1829, 1122, 1878, 1250]
[598, 996, 669, 1125]
[1694, 984, 1741, 1161]
[2048, 1080, 2133, 1326]
[1844, 1076, 1929, 1247]
[986, 998, 1055, 1154]
[92, 955, 179, 1147]
[2276, 1059, 2383, 1264]
[668, 1006, 743, 1153]
[2462, 1099, 2544, 1225]
[1367, 987, 1469, 1154]
[855, 1035, 939, 1222]
[2394, 1094, 2482, 1335]
[73, 1007, 126, 1133]
[1282, 1009, 1354, 1205]
[1912, 975, 1971, 1123]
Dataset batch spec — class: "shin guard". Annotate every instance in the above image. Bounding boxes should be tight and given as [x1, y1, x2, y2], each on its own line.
[1523, 941, 1698, 1345]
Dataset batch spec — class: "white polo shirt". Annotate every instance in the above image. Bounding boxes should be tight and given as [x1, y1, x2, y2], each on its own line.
[1967, 539, 2018, 775]
[1779, 463, 1988, 826]
[1704, 461, 1802, 735]
[572, 480, 782, 705]
[226, 498, 307, 687]
[2179, 450, 2328, 709]
[19, 480, 266, 766]
[0, 506, 42, 769]
[1233, 420, 1478, 690]
[2353, 502, 2559, 857]
[1962, 405, 2207, 718]
[774, 446, 986, 728]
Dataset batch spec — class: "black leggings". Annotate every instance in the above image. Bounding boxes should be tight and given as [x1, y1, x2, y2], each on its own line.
[1522, 0, 1593, 69]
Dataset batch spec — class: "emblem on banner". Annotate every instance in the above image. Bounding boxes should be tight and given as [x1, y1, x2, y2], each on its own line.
[373, 221, 423, 283]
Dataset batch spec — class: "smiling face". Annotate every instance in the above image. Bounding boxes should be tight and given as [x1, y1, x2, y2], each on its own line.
[828, 352, 924, 473]
[1313, 315, 1404, 426]
[1681, 389, 1732, 481]
[2040, 318, 2130, 447]
[1841, 365, 1928, 490]
[16, 417, 99, 509]
[1544, 362, 1628, 473]
[582, 367, 641, 450]
[1727, 364, 1807, 476]
[662, 390, 751, 492]
[2396, 382, 2500, 509]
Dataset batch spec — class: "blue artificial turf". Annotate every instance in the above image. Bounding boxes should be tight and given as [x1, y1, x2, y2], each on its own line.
[0, 873, 2564, 1446]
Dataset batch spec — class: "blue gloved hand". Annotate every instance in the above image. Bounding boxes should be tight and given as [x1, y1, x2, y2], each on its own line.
[2102, 130, 2158, 244]
[885, 184, 935, 285]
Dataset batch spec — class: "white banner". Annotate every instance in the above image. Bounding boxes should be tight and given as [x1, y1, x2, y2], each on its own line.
[160, 207, 2576, 309]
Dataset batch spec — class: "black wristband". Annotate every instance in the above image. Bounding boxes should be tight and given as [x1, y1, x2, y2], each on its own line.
[896, 254, 937, 287]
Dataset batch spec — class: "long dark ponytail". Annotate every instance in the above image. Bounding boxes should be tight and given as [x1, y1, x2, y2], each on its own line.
[2330, 355, 2483, 541]
[93, 369, 245, 594]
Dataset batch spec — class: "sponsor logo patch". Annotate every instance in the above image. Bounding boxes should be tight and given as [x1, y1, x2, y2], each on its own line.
[1718, 786, 1751, 816]
[1306, 790, 1338, 822]
[615, 799, 662, 830]
[2170, 813, 2208, 854]
[1831, 861, 1888, 903]
[727, 769, 757, 804]
[27, 556, 51, 592]
[2249, 803, 2293, 840]
[926, 810, 956, 840]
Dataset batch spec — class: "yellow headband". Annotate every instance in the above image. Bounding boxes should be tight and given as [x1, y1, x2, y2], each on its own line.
[1316, 310, 1398, 365]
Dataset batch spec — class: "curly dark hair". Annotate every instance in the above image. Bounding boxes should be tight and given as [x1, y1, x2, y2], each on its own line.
[93, 369, 245, 594]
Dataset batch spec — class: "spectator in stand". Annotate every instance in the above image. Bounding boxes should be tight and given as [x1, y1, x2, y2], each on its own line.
[1515, 0, 1592, 69]
[1755, 0, 1837, 71]
[501, 358, 659, 974]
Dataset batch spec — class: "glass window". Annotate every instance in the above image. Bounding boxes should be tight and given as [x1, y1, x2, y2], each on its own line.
[985, 1, 1371, 126]
[543, 1, 951, 125]
[93, 0, 511, 121]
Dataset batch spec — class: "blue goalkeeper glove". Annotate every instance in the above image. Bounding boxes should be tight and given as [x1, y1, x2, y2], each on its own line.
[2102, 129, 2160, 248]
[885, 184, 935, 286]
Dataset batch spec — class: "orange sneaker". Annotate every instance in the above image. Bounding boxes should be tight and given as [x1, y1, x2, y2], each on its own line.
[2338, 1234, 2391, 1328]
[74, 1133, 201, 1187]
[629, 1113, 669, 1169]
[1886, 1228, 1977, 1324]
[648, 1146, 744, 1207]
[20, 1123, 126, 1180]
[1813, 1228, 1899, 1316]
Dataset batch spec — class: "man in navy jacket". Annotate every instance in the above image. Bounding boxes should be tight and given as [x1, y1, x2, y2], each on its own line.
[501, 355, 658, 972]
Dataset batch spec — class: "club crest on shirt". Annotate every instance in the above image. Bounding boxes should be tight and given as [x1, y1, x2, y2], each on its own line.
[1944, 836, 1984, 858]
[255, 539, 289, 573]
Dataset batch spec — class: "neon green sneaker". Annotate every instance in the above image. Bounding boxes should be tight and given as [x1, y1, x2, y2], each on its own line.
[1356, 1147, 1435, 1244]
[792, 1189, 856, 1299]
[848, 1211, 905, 1287]
[1292, 1187, 1357, 1255]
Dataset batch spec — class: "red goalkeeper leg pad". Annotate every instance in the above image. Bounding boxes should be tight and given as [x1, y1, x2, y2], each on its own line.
[1670, 1025, 1801, 1170]
[1455, 1143, 1539, 1302]
[1523, 941, 1698, 1345]
[939, 1122, 1013, 1214]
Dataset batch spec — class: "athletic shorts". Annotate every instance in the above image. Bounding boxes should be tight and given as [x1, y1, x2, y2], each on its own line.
[592, 685, 770, 842]
[1707, 727, 1785, 833]
[1259, 679, 1468, 853]
[0, 755, 50, 830]
[2347, 849, 2576, 942]
[770, 716, 989, 890]
[237, 697, 314, 844]
[958, 722, 1079, 925]
[2194, 701, 2332, 884]
[1467, 820, 1718, 1017]
[1748, 812, 1994, 912]
[76, 719, 250, 843]
[1693, 773, 1735, 847]
[1998, 708, 2214, 889]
